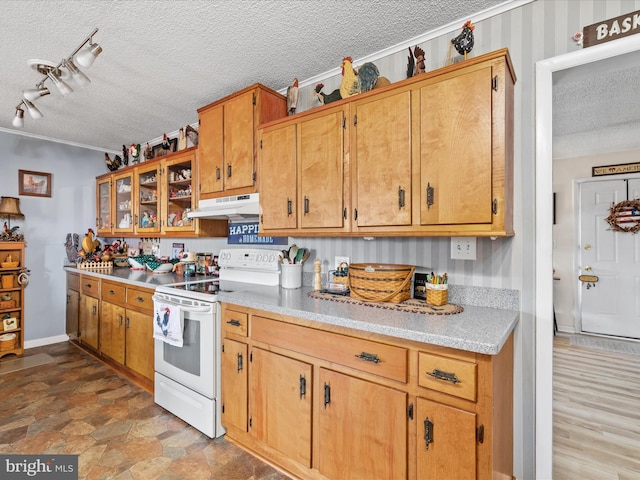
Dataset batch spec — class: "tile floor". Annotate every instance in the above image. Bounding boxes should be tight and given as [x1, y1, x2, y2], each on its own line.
[0, 342, 290, 480]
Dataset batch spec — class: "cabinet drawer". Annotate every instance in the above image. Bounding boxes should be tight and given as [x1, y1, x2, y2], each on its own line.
[252, 316, 407, 383]
[222, 308, 248, 337]
[101, 281, 126, 304]
[418, 352, 477, 402]
[80, 276, 100, 297]
[67, 272, 80, 291]
[126, 287, 154, 312]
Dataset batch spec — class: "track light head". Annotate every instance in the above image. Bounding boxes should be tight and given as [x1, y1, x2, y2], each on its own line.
[23, 99, 43, 120]
[22, 86, 50, 101]
[46, 67, 73, 95]
[64, 59, 91, 87]
[12, 107, 25, 128]
[75, 42, 102, 68]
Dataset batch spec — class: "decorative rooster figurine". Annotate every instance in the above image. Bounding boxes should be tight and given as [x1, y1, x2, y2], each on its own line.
[287, 78, 299, 115]
[339, 57, 360, 99]
[451, 20, 475, 58]
[313, 83, 341, 105]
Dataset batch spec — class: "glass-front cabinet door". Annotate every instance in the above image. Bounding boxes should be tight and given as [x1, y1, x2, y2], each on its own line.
[162, 150, 195, 234]
[112, 171, 134, 235]
[135, 162, 161, 235]
[96, 175, 113, 236]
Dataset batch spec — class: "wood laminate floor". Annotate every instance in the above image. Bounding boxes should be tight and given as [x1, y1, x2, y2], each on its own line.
[553, 334, 640, 479]
[0, 342, 290, 480]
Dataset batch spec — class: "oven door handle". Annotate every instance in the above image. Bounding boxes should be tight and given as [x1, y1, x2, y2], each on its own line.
[152, 295, 213, 313]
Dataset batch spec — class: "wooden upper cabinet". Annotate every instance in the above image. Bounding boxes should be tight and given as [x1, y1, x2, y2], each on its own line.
[420, 65, 493, 226]
[299, 108, 346, 230]
[259, 123, 297, 230]
[197, 83, 287, 200]
[96, 175, 112, 235]
[351, 89, 412, 228]
[198, 103, 224, 196]
[257, 48, 515, 237]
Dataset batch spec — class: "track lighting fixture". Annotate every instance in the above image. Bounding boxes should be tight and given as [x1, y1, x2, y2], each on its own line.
[11, 28, 102, 128]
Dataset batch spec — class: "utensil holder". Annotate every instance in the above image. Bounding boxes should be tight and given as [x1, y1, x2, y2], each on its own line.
[426, 284, 448, 306]
[281, 263, 302, 289]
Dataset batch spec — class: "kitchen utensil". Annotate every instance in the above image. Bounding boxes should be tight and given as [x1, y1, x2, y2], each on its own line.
[300, 248, 310, 264]
[288, 245, 298, 264]
[295, 248, 304, 264]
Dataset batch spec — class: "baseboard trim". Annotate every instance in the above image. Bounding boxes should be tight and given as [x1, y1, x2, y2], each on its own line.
[25, 334, 69, 349]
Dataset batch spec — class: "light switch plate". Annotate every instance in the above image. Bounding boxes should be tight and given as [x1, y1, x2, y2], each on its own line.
[451, 237, 477, 260]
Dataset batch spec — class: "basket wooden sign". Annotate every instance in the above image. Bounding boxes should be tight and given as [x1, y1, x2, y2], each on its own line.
[348, 263, 415, 303]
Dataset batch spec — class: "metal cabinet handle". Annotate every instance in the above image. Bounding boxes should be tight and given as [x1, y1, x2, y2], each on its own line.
[237, 352, 243, 372]
[216, 167, 221, 180]
[92, 305, 97, 316]
[426, 368, 461, 384]
[135, 297, 144, 303]
[426, 183, 434, 209]
[424, 417, 434, 450]
[108, 289, 115, 295]
[287, 198, 292, 216]
[398, 186, 405, 209]
[118, 314, 123, 326]
[323, 383, 331, 408]
[355, 352, 380, 363]
[299, 375, 306, 399]
[304, 196, 309, 215]
[227, 164, 232, 178]
[227, 319, 241, 327]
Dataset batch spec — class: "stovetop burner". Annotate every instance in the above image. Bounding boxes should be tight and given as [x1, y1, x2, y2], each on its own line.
[168, 279, 224, 295]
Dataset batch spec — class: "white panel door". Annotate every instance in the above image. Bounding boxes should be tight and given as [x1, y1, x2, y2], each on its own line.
[579, 178, 640, 338]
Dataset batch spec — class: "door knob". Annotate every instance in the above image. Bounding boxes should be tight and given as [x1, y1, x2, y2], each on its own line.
[584, 244, 591, 250]
[585, 266, 592, 271]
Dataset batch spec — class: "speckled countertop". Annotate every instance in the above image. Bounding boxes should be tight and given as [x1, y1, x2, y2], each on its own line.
[215, 282, 518, 355]
[65, 267, 519, 355]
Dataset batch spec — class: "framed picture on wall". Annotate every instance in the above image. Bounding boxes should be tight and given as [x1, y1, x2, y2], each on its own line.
[19, 170, 52, 197]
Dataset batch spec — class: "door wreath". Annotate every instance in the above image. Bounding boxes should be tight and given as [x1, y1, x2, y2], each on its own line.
[605, 199, 640, 233]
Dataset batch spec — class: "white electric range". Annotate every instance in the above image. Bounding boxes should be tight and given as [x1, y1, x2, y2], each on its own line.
[152, 248, 280, 438]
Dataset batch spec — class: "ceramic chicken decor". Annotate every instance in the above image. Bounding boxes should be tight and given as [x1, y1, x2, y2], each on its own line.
[407, 45, 426, 78]
[313, 83, 341, 105]
[340, 57, 360, 98]
[287, 78, 299, 115]
[448, 20, 475, 64]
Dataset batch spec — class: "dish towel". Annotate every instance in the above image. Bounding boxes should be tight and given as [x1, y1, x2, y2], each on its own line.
[153, 301, 184, 347]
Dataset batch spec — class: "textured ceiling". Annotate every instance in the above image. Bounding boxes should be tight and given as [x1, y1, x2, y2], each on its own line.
[0, 0, 505, 153]
[553, 49, 640, 158]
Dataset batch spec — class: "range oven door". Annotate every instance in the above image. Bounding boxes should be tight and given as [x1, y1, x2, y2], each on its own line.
[152, 295, 218, 399]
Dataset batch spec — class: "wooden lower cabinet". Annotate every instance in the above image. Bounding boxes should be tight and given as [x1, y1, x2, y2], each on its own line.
[221, 338, 249, 432]
[250, 348, 312, 467]
[317, 368, 407, 479]
[79, 294, 100, 350]
[70, 272, 154, 390]
[416, 398, 477, 479]
[220, 303, 513, 480]
[65, 272, 80, 340]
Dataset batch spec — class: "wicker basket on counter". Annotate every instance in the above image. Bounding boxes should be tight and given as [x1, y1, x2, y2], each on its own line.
[348, 263, 415, 303]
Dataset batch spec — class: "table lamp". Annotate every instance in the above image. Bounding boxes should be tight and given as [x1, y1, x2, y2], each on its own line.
[0, 196, 25, 235]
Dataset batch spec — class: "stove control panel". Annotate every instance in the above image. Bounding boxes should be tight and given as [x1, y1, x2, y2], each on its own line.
[218, 248, 280, 272]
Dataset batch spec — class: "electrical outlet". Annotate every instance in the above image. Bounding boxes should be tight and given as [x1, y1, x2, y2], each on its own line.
[451, 237, 477, 260]
[335, 256, 350, 270]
